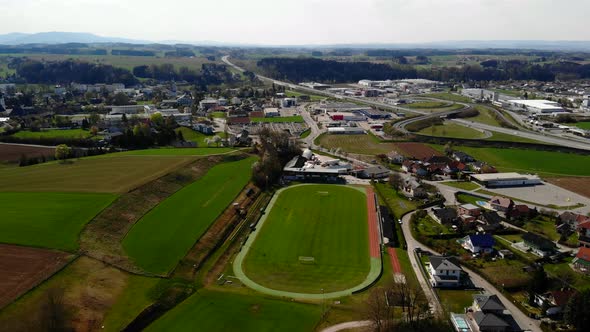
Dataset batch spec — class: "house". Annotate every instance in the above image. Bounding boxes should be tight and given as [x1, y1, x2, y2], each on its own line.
[477, 211, 503, 232]
[402, 178, 427, 198]
[428, 256, 465, 288]
[470, 294, 512, 332]
[577, 221, 590, 248]
[461, 234, 495, 254]
[387, 151, 405, 164]
[452, 151, 475, 163]
[433, 207, 458, 224]
[489, 196, 513, 213]
[560, 211, 590, 229]
[458, 204, 481, 217]
[534, 289, 576, 316]
[522, 232, 556, 257]
[507, 204, 531, 220]
[359, 165, 390, 179]
[573, 247, 590, 274]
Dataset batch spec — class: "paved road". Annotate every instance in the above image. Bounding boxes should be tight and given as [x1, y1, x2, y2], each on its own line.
[299, 104, 323, 148]
[401, 211, 541, 332]
[320, 320, 372, 332]
[400, 212, 443, 316]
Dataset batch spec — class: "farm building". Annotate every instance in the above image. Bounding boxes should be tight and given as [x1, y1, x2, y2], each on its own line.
[470, 172, 541, 188]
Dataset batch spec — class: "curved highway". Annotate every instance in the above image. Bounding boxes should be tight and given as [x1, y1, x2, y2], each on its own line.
[222, 55, 590, 151]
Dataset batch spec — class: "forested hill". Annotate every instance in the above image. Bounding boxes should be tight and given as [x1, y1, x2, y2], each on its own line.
[256, 57, 590, 83]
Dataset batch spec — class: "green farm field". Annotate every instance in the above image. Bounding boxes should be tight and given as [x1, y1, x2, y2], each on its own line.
[146, 290, 322, 332]
[317, 134, 398, 155]
[0, 192, 116, 251]
[0, 155, 195, 193]
[420, 93, 472, 103]
[123, 156, 257, 274]
[12, 129, 100, 140]
[242, 185, 370, 293]
[113, 146, 234, 156]
[250, 116, 304, 123]
[447, 146, 590, 177]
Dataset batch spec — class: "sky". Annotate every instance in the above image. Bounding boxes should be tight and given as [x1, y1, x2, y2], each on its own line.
[0, 0, 588, 45]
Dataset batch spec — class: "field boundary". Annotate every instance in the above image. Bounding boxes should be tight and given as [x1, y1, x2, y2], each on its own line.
[232, 184, 382, 300]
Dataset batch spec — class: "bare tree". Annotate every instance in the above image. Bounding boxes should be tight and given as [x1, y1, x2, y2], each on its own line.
[388, 173, 404, 191]
[363, 287, 395, 332]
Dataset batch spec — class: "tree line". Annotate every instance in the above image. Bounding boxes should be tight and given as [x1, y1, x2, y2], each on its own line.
[132, 63, 235, 87]
[15, 59, 138, 85]
[257, 57, 590, 82]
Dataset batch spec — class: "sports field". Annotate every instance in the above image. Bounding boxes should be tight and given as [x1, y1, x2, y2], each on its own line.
[242, 185, 370, 293]
[0, 192, 116, 251]
[0, 155, 194, 193]
[448, 146, 590, 177]
[123, 156, 257, 274]
[146, 290, 322, 332]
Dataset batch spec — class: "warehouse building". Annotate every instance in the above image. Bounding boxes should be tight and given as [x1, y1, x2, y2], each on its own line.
[470, 172, 542, 188]
[283, 149, 352, 181]
[327, 127, 366, 134]
[508, 99, 565, 114]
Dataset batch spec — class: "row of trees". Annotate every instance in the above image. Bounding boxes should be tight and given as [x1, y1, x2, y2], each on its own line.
[257, 57, 590, 83]
[132, 63, 235, 87]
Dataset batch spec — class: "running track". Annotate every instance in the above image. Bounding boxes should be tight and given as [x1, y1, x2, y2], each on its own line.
[388, 247, 402, 274]
[365, 187, 380, 258]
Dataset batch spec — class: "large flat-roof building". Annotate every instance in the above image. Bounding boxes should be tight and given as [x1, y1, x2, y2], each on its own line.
[508, 99, 565, 114]
[283, 149, 352, 181]
[470, 172, 541, 188]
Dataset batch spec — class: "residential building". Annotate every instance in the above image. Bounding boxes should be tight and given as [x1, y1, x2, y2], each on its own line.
[488, 196, 514, 213]
[559, 211, 590, 229]
[573, 247, 590, 274]
[386, 151, 405, 164]
[477, 211, 503, 232]
[433, 207, 458, 224]
[460, 234, 495, 254]
[534, 289, 575, 316]
[577, 221, 590, 248]
[470, 294, 511, 332]
[428, 256, 465, 288]
[452, 151, 475, 163]
[458, 204, 481, 217]
[522, 232, 556, 257]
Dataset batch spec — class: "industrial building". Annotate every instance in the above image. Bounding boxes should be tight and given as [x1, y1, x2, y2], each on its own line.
[508, 99, 565, 114]
[327, 127, 366, 134]
[328, 112, 366, 121]
[470, 172, 542, 188]
[356, 108, 391, 119]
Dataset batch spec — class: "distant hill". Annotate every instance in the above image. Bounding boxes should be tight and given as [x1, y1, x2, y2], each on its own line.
[0, 32, 148, 45]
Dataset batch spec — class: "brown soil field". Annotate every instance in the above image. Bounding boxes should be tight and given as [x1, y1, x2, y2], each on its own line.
[546, 177, 590, 199]
[0, 143, 55, 162]
[0, 244, 73, 309]
[394, 142, 443, 159]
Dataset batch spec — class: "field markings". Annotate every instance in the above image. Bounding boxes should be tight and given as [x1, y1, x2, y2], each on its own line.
[233, 184, 382, 300]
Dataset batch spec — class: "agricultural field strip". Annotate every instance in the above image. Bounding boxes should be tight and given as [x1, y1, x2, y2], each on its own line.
[233, 184, 381, 300]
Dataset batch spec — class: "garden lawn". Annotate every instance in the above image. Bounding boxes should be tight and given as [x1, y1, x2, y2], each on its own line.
[437, 290, 481, 314]
[451, 146, 590, 177]
[442, 181, 480, 191]
[242, 185, 370, 293]
[0, 156, 194, 193]
[123, 156, 257, 274]
[146, 290, 322, 332]
[0, 192, 116, 251]
[374, 183, 419, 217]
[456, 193, 483, 205]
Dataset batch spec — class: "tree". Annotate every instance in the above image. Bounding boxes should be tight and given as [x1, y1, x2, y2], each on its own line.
[565, 289, 590, 331]
[388, 173, 404, 191]
[363, 287, 395, 332]
[443, 141, 454, 156]
[212, 135, 222, 147]
[81, 118, 90, 130]
[54, 144, 71, 163]
[112, 92, 130, 106]
[88, 112, 101, 126]
[177, 129, 185, 142]
[527, 268, 548, 304]
[150, 112, 164, 127]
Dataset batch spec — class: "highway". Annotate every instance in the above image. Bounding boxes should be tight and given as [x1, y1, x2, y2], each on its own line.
[222, 55, 590, 151]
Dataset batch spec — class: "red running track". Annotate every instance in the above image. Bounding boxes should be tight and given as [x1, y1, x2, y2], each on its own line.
[388, 247, 402, 274]
[365, 187, 380, 258]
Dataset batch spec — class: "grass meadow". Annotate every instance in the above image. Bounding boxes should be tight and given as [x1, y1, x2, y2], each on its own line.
[242, 185, 370, 293]
[146, 290, 322, 332]
[0, 155, 195, 193]
[123, 156, 257, 274]
[0, 192, 116, 251]
[12, 129, 100, 140]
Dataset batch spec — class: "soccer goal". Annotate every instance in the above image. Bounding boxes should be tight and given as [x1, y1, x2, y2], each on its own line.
[317, 191, 329, 196]
[298, 256, 316, 264]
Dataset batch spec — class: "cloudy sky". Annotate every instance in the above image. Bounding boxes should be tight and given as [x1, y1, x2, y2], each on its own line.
[0, 0, 588, 44]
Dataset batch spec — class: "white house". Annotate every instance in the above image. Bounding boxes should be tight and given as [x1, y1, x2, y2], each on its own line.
[428, 256, 464, 288]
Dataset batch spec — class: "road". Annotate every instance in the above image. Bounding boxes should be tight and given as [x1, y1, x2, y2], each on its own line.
[222, 55, 590, 151]
[401, 211, 541, 332]
[320, 321, 372, 332]
[400, 213, 443, 317]
[299, 104, 323, 148]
